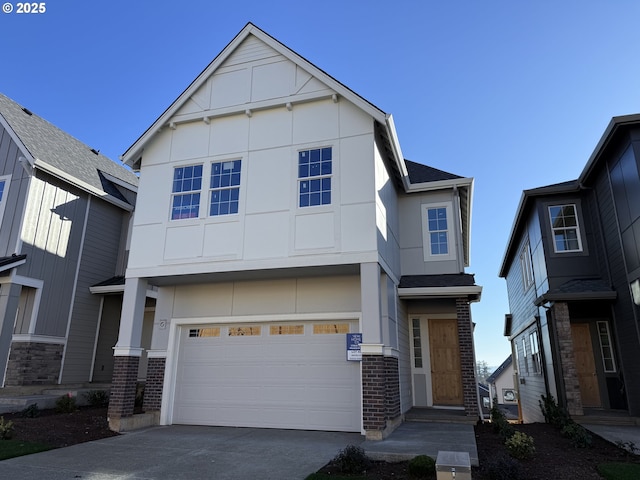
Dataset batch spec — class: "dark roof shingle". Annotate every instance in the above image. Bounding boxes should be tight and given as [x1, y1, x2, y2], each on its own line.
[0, 94, 138, 200]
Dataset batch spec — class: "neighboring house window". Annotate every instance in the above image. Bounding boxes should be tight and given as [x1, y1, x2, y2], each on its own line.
[529, 331, 541, 374]
[298, 147, 331, 207]
[171, 165, 202, 220]
[210, 160, 241, 216]
[548, 204, 582, 252]
[597, 321, 617, 373]
[0, 176, 10, 225]
[421, 203, 456, 261]
[521, 337, 529, 374]
[520, 243, 534, 289]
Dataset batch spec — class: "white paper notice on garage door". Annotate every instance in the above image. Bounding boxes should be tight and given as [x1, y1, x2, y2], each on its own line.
[172, 321, 361, 432]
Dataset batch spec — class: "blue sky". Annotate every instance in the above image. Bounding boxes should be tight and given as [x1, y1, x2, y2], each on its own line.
[3, 0, 640, 367]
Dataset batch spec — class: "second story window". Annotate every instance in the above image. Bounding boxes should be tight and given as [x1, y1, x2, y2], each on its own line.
[210, 160, 241, 216]
[549, 204, 582, 253]
[298, 147, 331, 207]
[427, 207, 449, 255]
[171, 165, 202, 220]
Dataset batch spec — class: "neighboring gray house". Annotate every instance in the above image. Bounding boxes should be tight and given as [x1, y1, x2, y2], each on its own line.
[0, 93, 139, 387]
[108, 23, 482, 439]
[499, 114, 640, 423]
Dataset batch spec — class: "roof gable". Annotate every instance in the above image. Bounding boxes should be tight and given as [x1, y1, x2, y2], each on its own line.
[122, 23, 405, 174]
[0, 93, 138, 207]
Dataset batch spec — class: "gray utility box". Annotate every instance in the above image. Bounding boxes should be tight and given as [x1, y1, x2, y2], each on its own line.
[435, 451, 471, 480]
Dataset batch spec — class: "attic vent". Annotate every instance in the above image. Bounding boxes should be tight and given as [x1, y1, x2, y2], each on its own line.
[22, 107, 33, 116]
[90, 148, 99, 155]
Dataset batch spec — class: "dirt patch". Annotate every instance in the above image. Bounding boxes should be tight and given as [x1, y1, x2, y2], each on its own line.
[2, 406, 118, 448]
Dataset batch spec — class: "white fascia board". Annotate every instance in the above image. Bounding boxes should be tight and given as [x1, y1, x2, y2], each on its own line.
[406, 176, 474, 194]
[398, 285, 483, 300]
[33, 159, 134, 212]
[385, 114, 410, 190]
[121, 23, 389, 167]
[0, 258, 26, 273]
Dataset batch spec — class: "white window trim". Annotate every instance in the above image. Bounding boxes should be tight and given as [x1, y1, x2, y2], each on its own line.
[0, 175, 11, 227]
[421, 202, 456, 262]
[208, 158, 242, 217]
[529, 330, 541, 374]
[548, 203, 583, 253]
[170, 163, 204, 221]
[297, 146, 333, 209]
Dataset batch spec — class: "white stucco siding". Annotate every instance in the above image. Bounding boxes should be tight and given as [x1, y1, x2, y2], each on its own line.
[126, 33, 386, 277]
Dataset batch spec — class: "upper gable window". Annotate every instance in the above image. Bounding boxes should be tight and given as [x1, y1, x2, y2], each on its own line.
[171, 165, 202, 220]
[210, 160, 241, 216]
[298, 147, 332, 208]
[548, 204, 582, 253]
[421, 203, 456, 262]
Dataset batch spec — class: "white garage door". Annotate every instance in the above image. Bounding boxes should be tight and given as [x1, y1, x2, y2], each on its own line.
[172, 321, 361, 432]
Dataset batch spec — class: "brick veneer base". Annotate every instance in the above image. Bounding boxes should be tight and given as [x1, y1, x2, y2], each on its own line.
[108, 356, 139, 418]
[456, 298, 480, 418]
[143, 357, 166, 411]
[362, 354, 401, 439]
[4, 342, 63, 386]
[553, 301, 584, 416]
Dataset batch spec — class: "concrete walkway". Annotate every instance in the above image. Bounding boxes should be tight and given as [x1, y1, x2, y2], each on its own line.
[0, 422, 479, 479]
[583, 424, 640, 453]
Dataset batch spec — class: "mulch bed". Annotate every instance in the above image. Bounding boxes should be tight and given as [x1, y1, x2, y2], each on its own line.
[3, 408, 640, 479]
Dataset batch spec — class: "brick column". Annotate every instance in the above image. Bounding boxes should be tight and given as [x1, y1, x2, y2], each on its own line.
[108, 356, 139, 419]
[143, 356, 166, 412]
[553, 302, 583, 416]
[362, 353, 402, 440]
[385, 356, 401, 420]
[456, 298, 479, 418]
[362, 355, 385, 434]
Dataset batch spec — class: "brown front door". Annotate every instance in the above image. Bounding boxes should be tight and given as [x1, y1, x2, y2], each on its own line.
[429, 318, 463, 405]
[571, 323, 602, 408]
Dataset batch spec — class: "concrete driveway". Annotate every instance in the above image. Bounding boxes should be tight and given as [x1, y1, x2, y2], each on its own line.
[1, 425, 363, 479]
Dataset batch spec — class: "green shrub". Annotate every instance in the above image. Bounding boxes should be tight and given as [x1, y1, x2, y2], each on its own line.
[84, 390, 109, 407]
[332, 444, 371, 474]
[480, 453, 521, 480]
[539, 394, 570, 428]
[490, 399, 515, 440]
[505, 431, 536, 460]
[20, 403, 40, 418]
[407, 454, 435, 478]
[561, 422, 592, 448]
[55, 393, 77, 413]
[0, 416, 14, 440]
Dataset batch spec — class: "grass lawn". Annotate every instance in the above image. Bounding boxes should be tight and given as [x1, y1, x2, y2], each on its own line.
[0, 440, 52, 460]
[597, 462, 640, 480]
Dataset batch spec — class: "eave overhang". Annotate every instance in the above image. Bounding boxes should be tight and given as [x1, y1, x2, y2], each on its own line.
[0, 254, 27, 274]
[398, 285, 482, 302]
[534, 290, 617, 306]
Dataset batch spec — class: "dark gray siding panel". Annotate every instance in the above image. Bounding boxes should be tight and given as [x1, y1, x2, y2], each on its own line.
[17, 173, 87, 337]
[61, 198, 124, 383]
[0, 124, 30, 257]
[91, 295, 122, 383]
